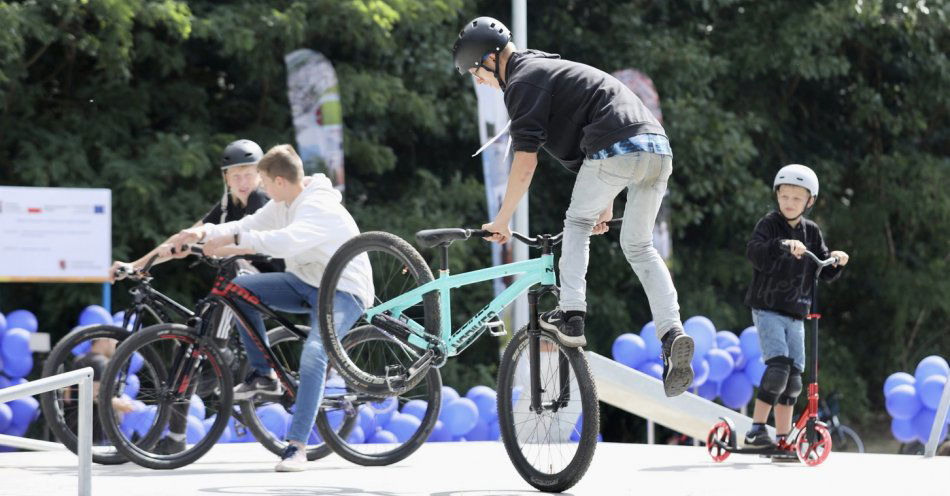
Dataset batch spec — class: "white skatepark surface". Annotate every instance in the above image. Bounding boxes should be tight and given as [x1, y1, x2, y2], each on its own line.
[1, 440, 948, 496]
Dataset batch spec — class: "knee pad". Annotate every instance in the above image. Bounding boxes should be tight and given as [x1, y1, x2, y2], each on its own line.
[756, 357, 793, 405]
[778, 368, 803, 405]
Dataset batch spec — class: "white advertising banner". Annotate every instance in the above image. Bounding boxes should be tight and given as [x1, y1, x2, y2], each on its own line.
[0, 186, 111, 282]
[285, 49, 345, 189]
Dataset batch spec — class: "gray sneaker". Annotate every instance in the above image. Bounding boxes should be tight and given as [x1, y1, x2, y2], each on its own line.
[233, 371, 282, 401]
[661, 328, 694, 397]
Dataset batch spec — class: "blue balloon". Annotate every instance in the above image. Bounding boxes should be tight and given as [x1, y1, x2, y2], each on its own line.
[716, 330, 740, 349]
[706, 348, 736, 383]
[697, 380, 720, 400]
[0, 312, 6, 335]
[886, 384, 922, 420]
[684, 316, 716, 357]
[915, 356, 950, 384]
[401, 399, 429, 421]
[891, 417, 916, 443]
[469, 390, 497, 423]
[0, 375, 10, 390]
[912, 408, 947, 444]
[442, 398, 479, 436]
[465, 385, 495, 399]
[0, 404, 12, 432]
[884, 372, 916, 395]
[427, 420, 452, 442]
[691, 358, 709, 388]
[744, 357, 767, 387]
[70, 339, 92, 357]
[186, 415, 206, 444]
[440, 386, 460, 410]
[189, 395, 206, 419]
[78, 305, 112, 327]
[725, 346, 746, 371]
[387, 412, 422, 442]
[357, 404, 376, 434]
[720, 372, 753, 409]
[3, 352, 32, 379]
[739, 326, 761, 360]
[124, 374, 140, 399]
[636, 360, 663, 381]
[612, 333, 649, 370]
[2, 328, 31, 357]
[919, 375, 948, 410]
[466, 419, 490, 441]
[488, 418, 500, 440]
[639, 321, 662, 362]
[5, 310, 37, 333]
[569, 414, 584, 442]
[9, 398, 40, 427]
[257, 404, 289, 439]
[325, 409, 346, 431]
[128, 352, 144, 376]
[346, 425, 365, 444]
[368, 429, 398, 444]
[369, 396, 398, 428]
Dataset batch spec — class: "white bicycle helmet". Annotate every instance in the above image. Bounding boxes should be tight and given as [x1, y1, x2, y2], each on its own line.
[773, 164, 819, 198]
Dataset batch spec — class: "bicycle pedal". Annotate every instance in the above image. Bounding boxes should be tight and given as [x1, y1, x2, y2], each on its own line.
[486, 318, 507, 337]
[385, 364, 407, 392]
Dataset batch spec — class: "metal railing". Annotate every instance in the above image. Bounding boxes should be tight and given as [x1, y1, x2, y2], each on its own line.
[0, 367, 92, 496]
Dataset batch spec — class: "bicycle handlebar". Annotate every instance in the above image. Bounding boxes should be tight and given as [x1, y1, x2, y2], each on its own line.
[470, 218, 623, 248]
[781, 241, 839, 267]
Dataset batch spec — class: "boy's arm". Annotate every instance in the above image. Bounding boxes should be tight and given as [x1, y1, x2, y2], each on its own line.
[234, 202, 336, 259]
[746, 218, 785, 273]
[483, 151, 538, 243]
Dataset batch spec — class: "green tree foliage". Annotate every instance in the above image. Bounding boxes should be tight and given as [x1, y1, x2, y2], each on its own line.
[1, 0, 946, 439]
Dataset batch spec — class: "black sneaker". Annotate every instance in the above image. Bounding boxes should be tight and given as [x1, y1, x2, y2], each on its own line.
[153, 436, 186, 455]
[233, 371, 282, 401]
[744, 426, 775, 448]
[661, 328, 694, 397]
[539, 310, 586, 347]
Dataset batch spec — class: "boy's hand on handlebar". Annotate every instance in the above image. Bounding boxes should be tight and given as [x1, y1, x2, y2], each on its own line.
[481, 221, 511, 244]
[109, 261, 135, 283]
[592, 208, 613, 236]
[830, 250, 849, 267]
[783, 239, 807, 259]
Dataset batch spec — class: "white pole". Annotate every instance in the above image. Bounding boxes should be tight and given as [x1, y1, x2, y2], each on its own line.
[511, 0, 529, 332]
[925, 377, 950, 457]
[78, 371, 92, 496]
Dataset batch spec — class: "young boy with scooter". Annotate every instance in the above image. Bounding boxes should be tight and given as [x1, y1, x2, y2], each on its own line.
[743, 164, 850, 456]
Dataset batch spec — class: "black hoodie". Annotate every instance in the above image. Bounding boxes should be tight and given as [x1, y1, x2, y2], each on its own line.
[503, 50, 666, 172]
[745, 211, 842, 319]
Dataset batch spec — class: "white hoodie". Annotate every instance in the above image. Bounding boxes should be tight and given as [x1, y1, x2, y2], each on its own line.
[199, 174, 374, 308]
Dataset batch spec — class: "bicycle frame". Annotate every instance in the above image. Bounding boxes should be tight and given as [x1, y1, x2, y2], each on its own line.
[364, 254, 557, 358]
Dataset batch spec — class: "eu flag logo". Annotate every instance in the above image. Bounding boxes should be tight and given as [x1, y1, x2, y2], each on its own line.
[94, 205, 105, 214]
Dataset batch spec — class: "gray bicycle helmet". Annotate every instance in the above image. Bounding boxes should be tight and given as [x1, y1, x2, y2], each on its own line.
[773, 164, 819, 198]
[453, 17, 512, 82]
[221, 139, 263, 170]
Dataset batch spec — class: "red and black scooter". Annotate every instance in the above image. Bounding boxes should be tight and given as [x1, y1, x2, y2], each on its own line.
[706, 245, 840, 466]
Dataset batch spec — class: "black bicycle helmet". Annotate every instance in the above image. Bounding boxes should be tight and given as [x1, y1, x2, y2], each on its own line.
[453, 17, 512, 76]
[221, 139, 263, 169]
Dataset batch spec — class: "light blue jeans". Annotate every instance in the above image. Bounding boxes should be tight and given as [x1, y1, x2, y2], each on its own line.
[231, 272, 363, 444]
[751, 308, 805, 372]
[559, 151, 682, 339]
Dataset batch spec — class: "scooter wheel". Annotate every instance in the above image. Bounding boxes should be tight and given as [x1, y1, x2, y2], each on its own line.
[795, 422, 833, 466]
[707, 421, 732, 462]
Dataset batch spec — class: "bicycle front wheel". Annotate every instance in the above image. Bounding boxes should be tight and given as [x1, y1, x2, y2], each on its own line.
[317, 325, 442, 466]
[318, 231, 440, 396]
[40, 325, 131, 465]
[497, 326, 599, 493]
[98, 324, 233, 470]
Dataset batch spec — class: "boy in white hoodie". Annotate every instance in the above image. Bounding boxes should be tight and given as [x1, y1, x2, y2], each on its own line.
[165, 144, 373, 471]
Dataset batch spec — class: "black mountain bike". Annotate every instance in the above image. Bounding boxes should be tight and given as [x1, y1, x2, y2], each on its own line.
[97, 248, 440, 469]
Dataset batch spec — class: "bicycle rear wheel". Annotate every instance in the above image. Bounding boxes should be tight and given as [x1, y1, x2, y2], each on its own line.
[238, 325, 345, 461]
[318, 232, 440, 396]
[497, 326, 599, 493]
[98, 324, 233, 470]
[317, 325, 441, 465]
[833, 424, 865, 453]
[40, 325, 132, 465]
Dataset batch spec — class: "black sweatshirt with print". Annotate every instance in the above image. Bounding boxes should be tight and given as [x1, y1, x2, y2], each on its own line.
[745, 211, 843, 320]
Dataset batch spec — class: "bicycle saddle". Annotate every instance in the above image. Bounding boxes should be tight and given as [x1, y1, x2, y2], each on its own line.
[415, 228, 477, 248]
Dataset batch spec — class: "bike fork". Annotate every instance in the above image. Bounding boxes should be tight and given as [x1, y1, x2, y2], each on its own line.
[528, 287, 569, 414]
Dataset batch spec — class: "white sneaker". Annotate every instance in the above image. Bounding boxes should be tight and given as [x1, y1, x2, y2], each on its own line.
[275, 443, 307, 472]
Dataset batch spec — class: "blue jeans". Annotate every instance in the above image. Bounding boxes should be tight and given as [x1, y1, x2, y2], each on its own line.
[751, 308, 805, 372]
[231, 272, 363, 444]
